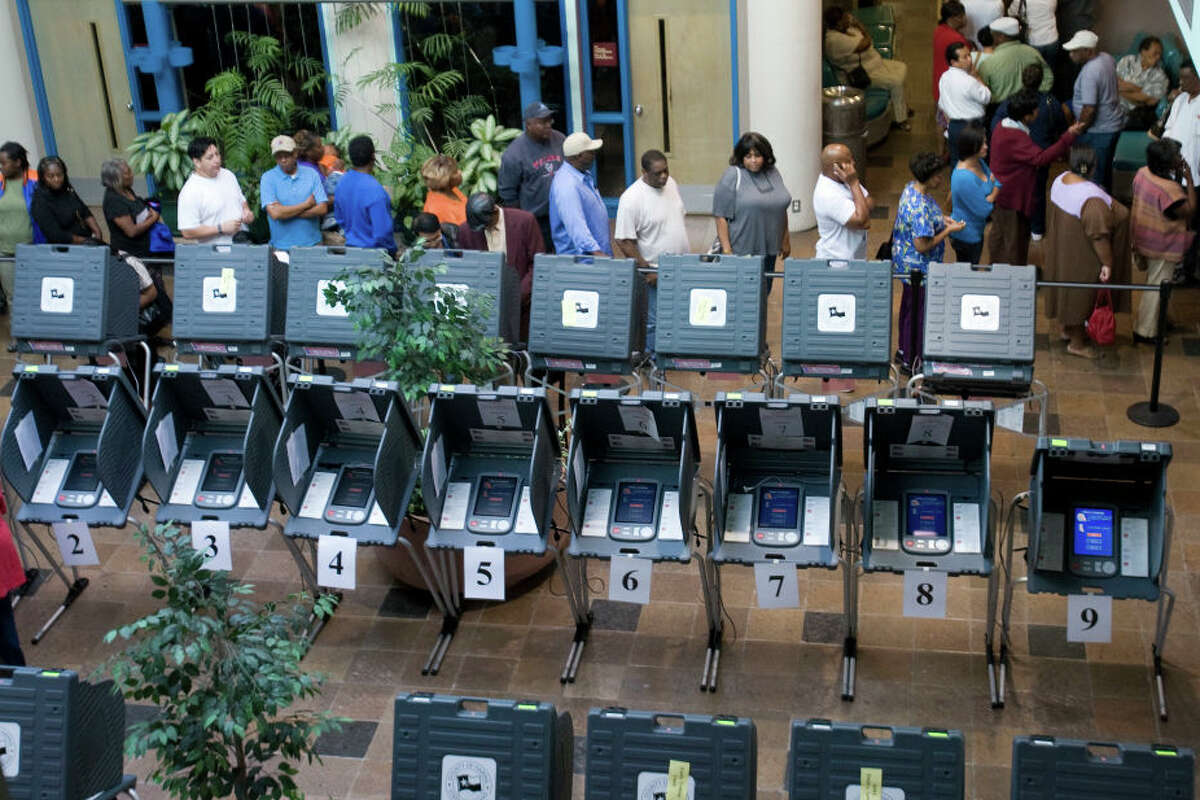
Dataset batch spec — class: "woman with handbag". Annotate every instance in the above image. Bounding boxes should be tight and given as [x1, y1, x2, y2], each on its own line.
[101, 157, 161, 259]
[823, 6, 911, 129]
[1043, 143, 1130, 357]
[30, 156, 104, 245]
[711, 131, 791, 271]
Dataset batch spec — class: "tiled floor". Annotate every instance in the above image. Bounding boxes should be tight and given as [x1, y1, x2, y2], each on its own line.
[8, 2, 1200, 798]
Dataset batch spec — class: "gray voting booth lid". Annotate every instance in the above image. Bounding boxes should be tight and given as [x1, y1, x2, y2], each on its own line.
[392, 693, 572, 800]
[781, 259, 893, 375]
[285, 245, 391, 349]
[417, 249, 522, 346]
[172, 243, 287, 344]
[923, 262, 1036, 365]
[0, 666, 126, 800]
[11, 243, 140, 344]
[1027, 437, 1171, 601]
[585, 706, 756, 800]
[655, 253, 766, 366]
[788, 719, 965, 799]
[528, 253, 645, 365]
[1011, 736, 1193, 799]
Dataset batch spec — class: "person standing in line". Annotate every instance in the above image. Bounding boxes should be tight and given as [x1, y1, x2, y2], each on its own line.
[457, 192, 545, 342]
[101, 157, 160, 259]
[933, 2, 970, 104]
[978, 17, 1053, 103]
[30, 157, 104, 245]
[1007, 0, 1060, 89]
[713, 131, 792, 269]
[813, 143, 873, 261]
[962, 0, 1004, 46]
[615, 150, 690, 355]
[177, 137, 253, 245]
[940, 42, 992, 164]
[1159, 61, 1200, 179]
[260, 134, 328, 251]
[1064, 30, 1125, 192]
[498, 101, 565, 253]
[548, 132, 610, 256]
[420, 154, 468, 226]
[949, 124, 1001, 263]
[334, 135, 397, 257]
[0, 142, 43, 309]
[1131, 138, 1194, 342]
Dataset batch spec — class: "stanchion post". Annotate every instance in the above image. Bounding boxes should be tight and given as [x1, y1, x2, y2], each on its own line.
[1127, 281, 1180, 428]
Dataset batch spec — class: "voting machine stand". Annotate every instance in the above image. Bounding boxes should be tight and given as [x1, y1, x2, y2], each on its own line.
[141, 363, 281, 529]
[776, 259, 898, 403]
[272, 374, 424, 639]
[999, 438, 1176, 719]
[585, 707, 757, 800]
[524, 254, 647, 410]
[171, 243, 289, 403]
[0, 364, 145, 643]
[0, 666, 139, 800]
[1010, 735, 1193, 799]
[909, 262, 1047, 437]
[9, 243, 152, 407]
[560, 389, 718, 687]
[392, 693, 573, 800]
[848, 397, 999, 703]
[417, 383, 559, 675]
[787, 719, 965, 799]
[710, 392, 852, 684]
[649, 253, 771, 394]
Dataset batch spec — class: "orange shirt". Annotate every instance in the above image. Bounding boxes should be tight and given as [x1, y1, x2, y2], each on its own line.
[423, 187, 467, 226]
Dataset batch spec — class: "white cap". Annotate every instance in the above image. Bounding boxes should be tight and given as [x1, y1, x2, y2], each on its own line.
[562, 132, 603, 158]
[989, 17, 1020, 36]
[1062, 30, 1099, 50]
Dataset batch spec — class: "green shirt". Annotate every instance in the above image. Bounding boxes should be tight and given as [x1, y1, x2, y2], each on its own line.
[0, 180, 32, 257]
[978, 41, 1054, 102]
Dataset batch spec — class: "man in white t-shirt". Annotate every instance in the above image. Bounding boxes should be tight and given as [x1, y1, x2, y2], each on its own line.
[963, 0, 1004, 47]
[614, 150, 690, 353]
[813, 144, 873, 260]
[177, 136, 253, 245]
[1161, 61, 1200, 179]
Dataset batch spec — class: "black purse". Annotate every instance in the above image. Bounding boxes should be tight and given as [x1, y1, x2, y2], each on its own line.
[847, 55, 871, 90]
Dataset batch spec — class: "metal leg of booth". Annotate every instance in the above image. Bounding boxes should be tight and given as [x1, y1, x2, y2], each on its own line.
[841, 488, 861, 701]
[1153, 506, 1178, 720]
[271, 351, 289, 407]
[419, 543, 464, 676]
[273, 523, 341, 644]
[13, 519, 87, 645]
[695, 481, 723, 692]
[985, 494, 1004, 708]
[556, 552, 592, 683]
[996, 492, 1028, 709]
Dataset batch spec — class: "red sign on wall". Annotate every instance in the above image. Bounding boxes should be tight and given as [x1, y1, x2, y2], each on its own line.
[592, 41, 617, 67]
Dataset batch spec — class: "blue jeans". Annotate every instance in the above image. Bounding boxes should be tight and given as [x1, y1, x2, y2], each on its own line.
[947, 118, 983, 166]
[1077, 130, 1120, 192]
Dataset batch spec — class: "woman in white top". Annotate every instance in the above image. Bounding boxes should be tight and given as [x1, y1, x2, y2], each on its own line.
[1008, 0, 1060, 89]
[823, 6, 911, 128]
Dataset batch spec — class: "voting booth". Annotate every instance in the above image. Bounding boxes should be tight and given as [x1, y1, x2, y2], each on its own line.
[418, 249, 522, 346]
[284, 246, 391, 360]
[392, 693, 573, 800]
[787, 720, 965, 800]
[1010, 736, 1193, 800]
[141, 363, 281, 528]
[0, 666, 136, 800]
[653, 253, 767, 374]
[418, 384, 559, 674]
[172, 243, 287, 356]
[585, 707, 756, 800]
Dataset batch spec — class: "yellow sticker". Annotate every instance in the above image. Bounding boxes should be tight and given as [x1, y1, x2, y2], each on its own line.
[860, 767, 883, 800]
[220, 267, 235, 294]
[666, 760, 690, 800]
[691, 294, 711, 324]
[299, 374, 314, 382]
[164, 364, 179, 372]
[561, 298, 577, 327]
[25, 365, 38, 373]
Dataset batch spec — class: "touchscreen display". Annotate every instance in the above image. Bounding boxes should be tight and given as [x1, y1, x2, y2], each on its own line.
[907, 493, 948, 538]
[63, 452, 100, 492]
[614, 482, 656, 524]
[1073, 506, 1114, 557]
[331, 467, 373, 508]
[201, 452, 243, 492]
[473, 476, 518, 518]
[757, 487, 800, 529]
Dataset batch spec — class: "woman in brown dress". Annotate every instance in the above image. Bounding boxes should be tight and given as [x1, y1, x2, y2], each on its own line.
[1043, 144, 1131, 358]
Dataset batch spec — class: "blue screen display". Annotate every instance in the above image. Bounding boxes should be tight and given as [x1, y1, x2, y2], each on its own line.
[615, 482, 656, 524]
[758, 487, 800, 529]
[907, 493, 947, 537]
[1073, 507, 1114, 557]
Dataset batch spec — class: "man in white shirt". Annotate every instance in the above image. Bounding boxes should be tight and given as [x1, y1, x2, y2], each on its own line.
[962, 0, 1004, 47]
[814, 144, 873, 260]
[614, 149, 690, 354]
[939, 41, 993, 163]
[177, 136, 253, 245]
[1161, 61, 1200, 180]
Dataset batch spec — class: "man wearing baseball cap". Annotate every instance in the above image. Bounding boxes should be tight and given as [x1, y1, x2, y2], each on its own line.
[548, 132, 610, 256]
[498, 101, 565, 252]
[259, 134, 328, 251]
[978, 16, 1053, 102]
[457, 192, 544, 342]
[1065, 30, 1124, 190]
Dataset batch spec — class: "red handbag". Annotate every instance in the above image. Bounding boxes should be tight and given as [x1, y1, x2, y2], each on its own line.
[1086, 289, 1116, 346]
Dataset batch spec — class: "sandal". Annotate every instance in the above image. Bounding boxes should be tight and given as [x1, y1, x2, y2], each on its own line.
[1066, 343, 1098, 359]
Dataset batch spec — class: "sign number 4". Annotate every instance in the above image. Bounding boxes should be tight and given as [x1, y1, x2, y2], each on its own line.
[317, 535, 357, 590]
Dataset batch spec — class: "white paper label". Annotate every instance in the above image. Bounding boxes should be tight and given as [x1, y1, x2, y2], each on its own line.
[907, 413, 954, 445]
[903, 569, 947, 618]
[238, 483, 261, 509]
[1120, 517, 1150, 578]
[439, 481, 472, 530]
[315, 279, 349, 317]
[477, 398, 521, 428]
[688, 288, 727, 326]
[203, 408, 251, 424]
[817, 293, 856, 333]
[155, 413, 178, 471]
[608, 556, 652, 604]
[191, 520, 232, 571]
[581, 488, 612, 537]
[52, 521, 99, 567]
[1067, 594, 1112, 642]
[333, 391, 379, 422]
[754, 561, 800, 608]
[803, 495, 831, 546]
[298, 471, 336, 518]
[14, 412, 42, 471]
[317, 535, 356, 589]
[872, 500, 900, 550]
[464, 546, 506, 601]
[368, 502, 388, 526]
[759, 407, 804, 438]
[441, 754, 497, 800]
[848, 400, 867, 425]
[960, 293, 999, 331]
[571, 446, 586, 497]
[637, 772, 694, 800]
[845, 786, 905, 800]
[98, 490, 117, 507]
[430, 435, 446, 499]
[61, 379, 107, 408]
[40, 276, 73, 313]
[952, 503, 982, 554]
[285, 424, 310, 485]
[201, 378, 249, 408]
[617, 405, 659, 439]
[561, 289, 599, 328]
[1037, 512, 1065, 572]
[30, 458, 68, 504]
[514, 487, 538, 534]
[995, 402, 1025, 433]
[724, 492, 753, 543]
[202, 275, 237, 313]
[0, 721, 19, 777]
[658, 490, 684, 540]
[168, 459, 205, 506]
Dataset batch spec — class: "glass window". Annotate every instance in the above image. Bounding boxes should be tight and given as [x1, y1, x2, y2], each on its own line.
[592, 123, 626, 198]
[587, 0, 622, 112]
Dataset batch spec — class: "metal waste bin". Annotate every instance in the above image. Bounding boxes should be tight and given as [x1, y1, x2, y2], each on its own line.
[822, 86, 868, 182]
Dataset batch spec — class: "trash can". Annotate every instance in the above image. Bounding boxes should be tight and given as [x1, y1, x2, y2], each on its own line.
[822, 86, 868, 182]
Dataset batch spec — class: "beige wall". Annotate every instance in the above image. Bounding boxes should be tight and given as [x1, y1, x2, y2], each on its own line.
[1092, 0, 1184, 54]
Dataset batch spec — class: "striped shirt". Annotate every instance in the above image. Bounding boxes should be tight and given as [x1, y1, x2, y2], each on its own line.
[1130, 167, 1192, 261]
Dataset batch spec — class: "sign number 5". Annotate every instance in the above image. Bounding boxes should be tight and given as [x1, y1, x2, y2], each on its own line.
[464, 546, 505, 600]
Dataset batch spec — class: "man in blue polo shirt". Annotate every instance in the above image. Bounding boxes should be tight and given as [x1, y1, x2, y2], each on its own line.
[260, 134, 327, 250]
[334, 135, 396, 256]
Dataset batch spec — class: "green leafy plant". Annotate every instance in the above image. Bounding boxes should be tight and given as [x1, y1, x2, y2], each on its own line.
[126, 110, 202, 193]
[451, 114, 521, 195]
[101, 523, 344, 800]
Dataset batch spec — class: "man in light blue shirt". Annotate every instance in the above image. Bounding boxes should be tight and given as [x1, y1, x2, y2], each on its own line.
[1066, 30, 1126, 191]
[260, 134, 327, 250]
[548, 132, 611, 255]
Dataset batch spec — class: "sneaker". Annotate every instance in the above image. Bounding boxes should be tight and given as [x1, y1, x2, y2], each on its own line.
[1030, 233, 1044, 242]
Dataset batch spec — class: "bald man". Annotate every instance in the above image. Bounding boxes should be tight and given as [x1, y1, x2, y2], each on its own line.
[813, 144, 874, 259]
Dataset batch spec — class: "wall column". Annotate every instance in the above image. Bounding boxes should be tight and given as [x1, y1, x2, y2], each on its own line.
[320, 6, 404, 146]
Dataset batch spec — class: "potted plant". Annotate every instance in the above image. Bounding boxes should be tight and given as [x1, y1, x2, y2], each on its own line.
[101, 523, 344, 799]
[126, 109, 201, 232]
[451, 114, 521, 195]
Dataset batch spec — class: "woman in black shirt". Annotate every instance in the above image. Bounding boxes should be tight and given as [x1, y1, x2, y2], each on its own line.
[29, 157, 103, 245]
[101, 157, 159, 258]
